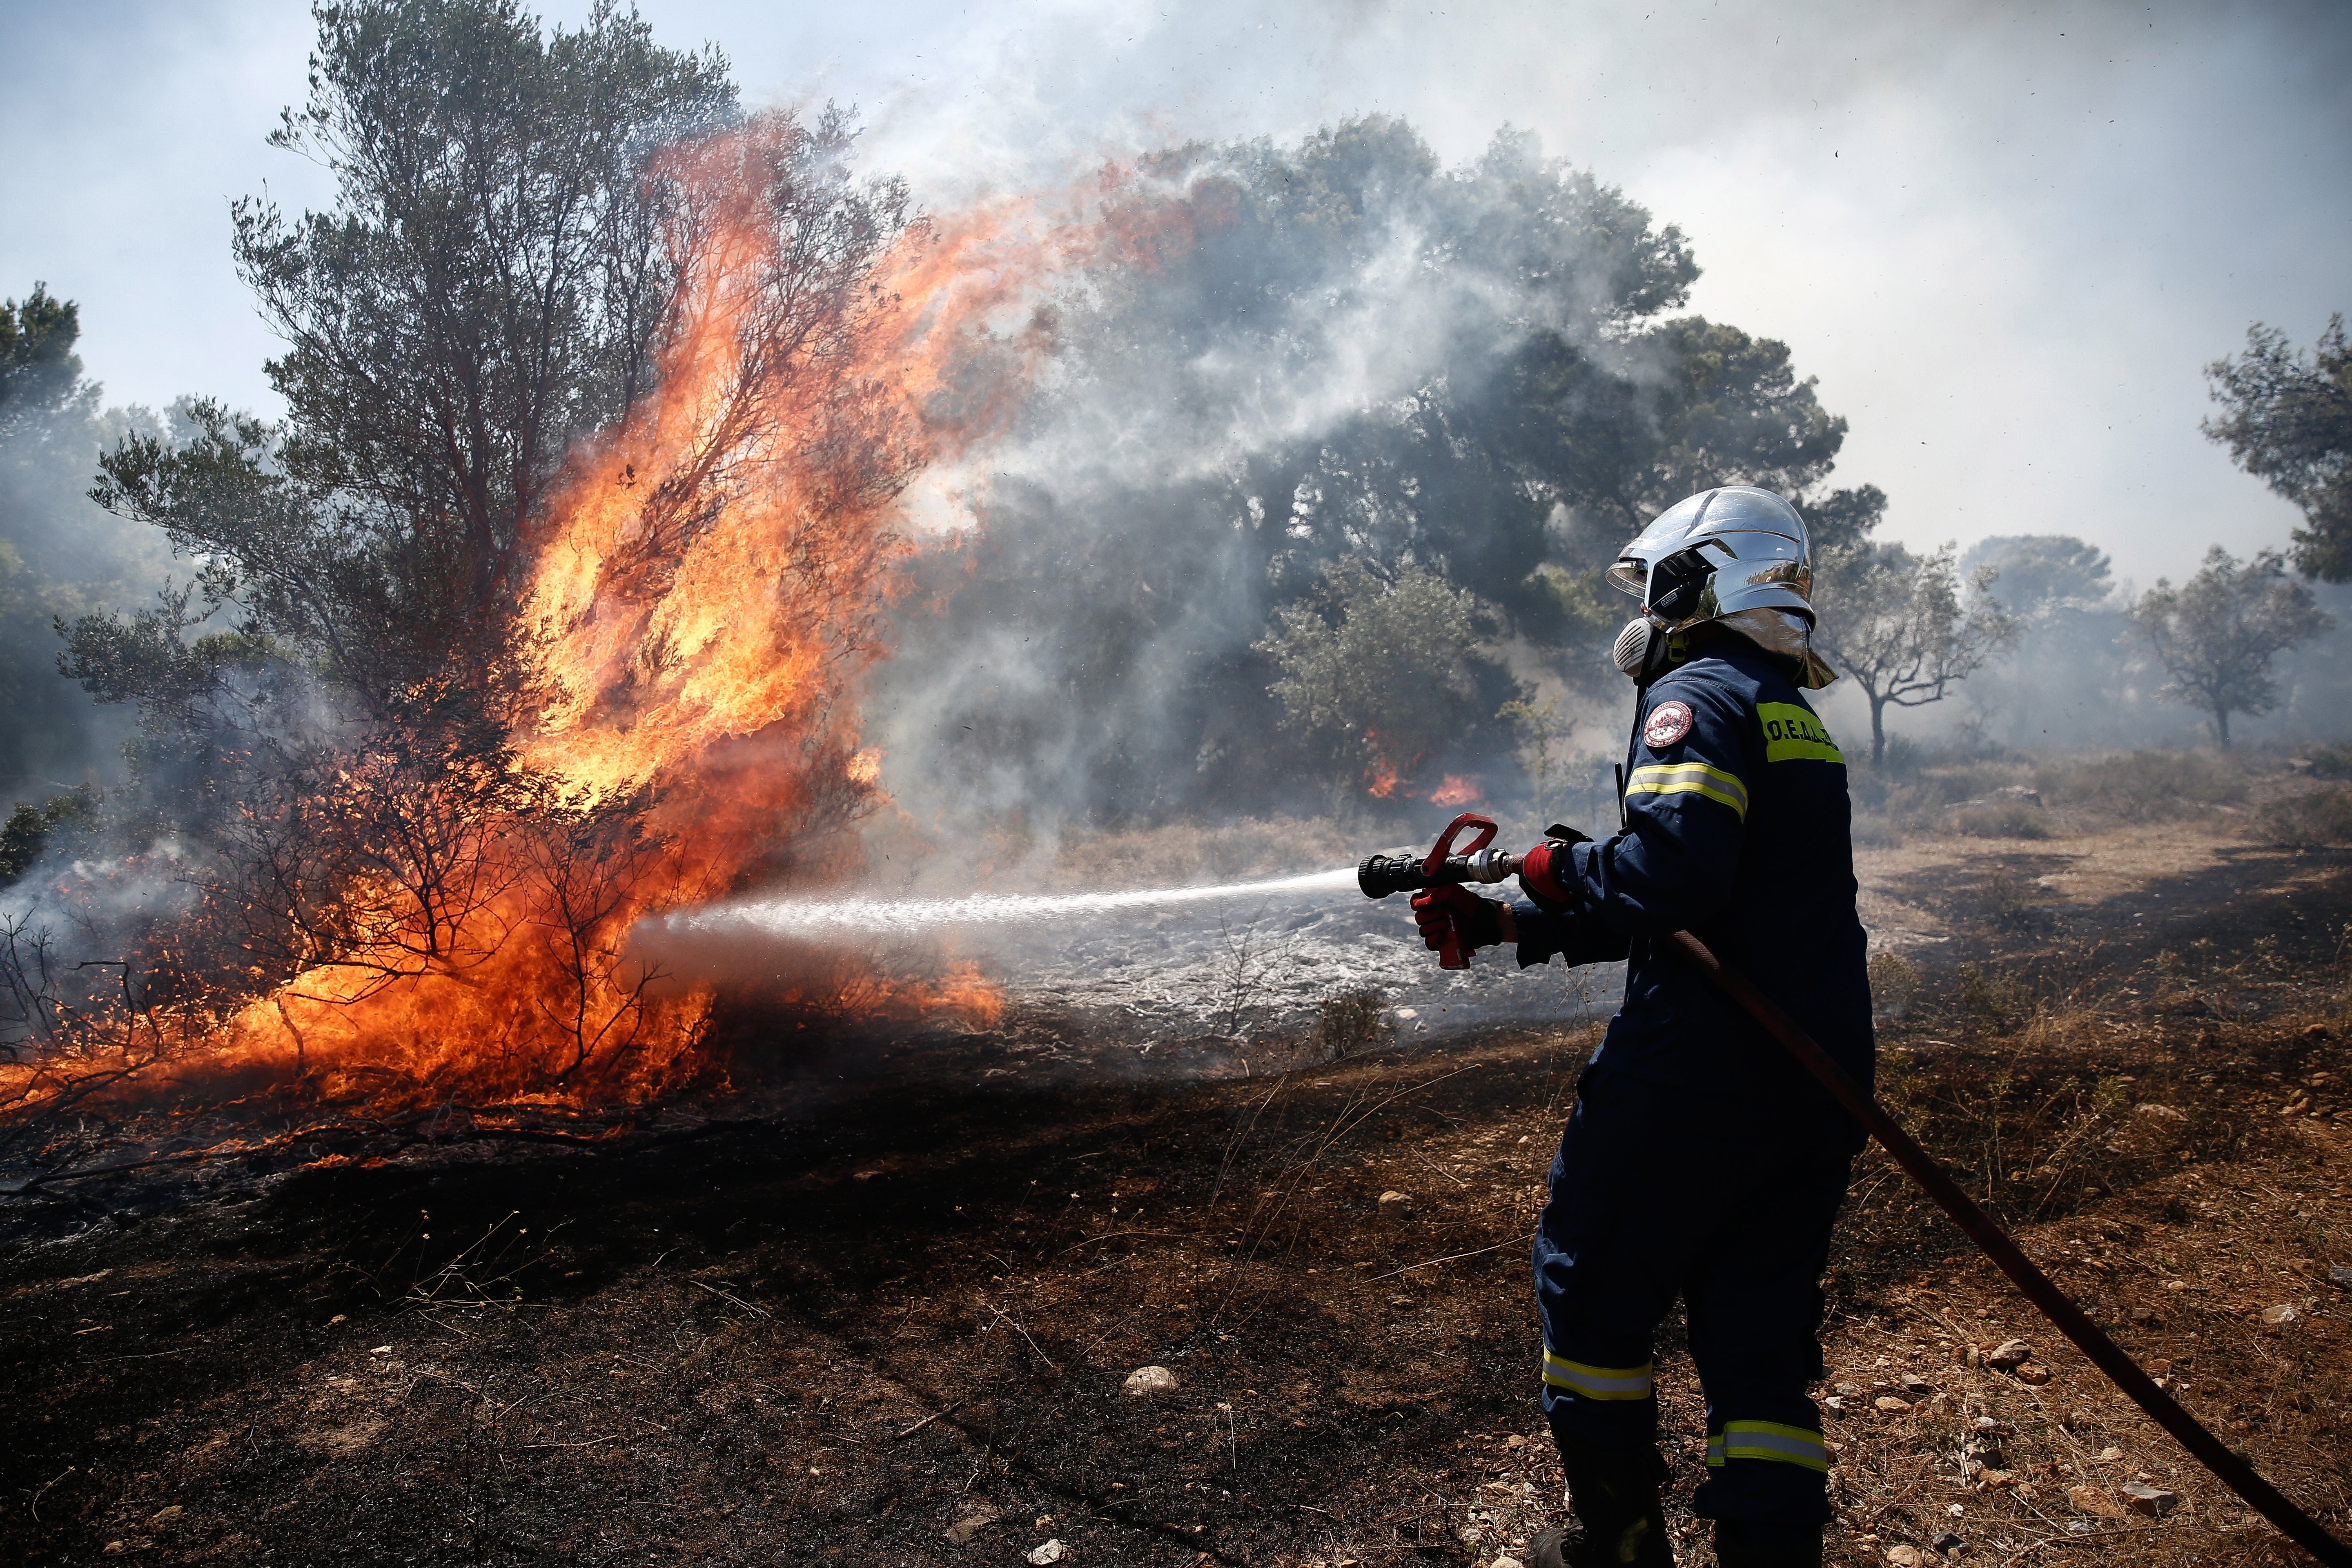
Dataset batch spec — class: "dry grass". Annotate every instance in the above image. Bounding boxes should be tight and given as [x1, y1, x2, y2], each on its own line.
[5, 808, 2351, 1566]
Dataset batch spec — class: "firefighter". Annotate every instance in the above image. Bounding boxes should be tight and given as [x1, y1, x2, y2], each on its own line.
[1409, 487, 1871, 1568]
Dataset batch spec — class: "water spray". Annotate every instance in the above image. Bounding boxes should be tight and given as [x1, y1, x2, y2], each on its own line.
[659, 866, 1363, 940]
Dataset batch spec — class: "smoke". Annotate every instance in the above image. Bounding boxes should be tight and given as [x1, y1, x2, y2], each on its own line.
[866, 120, 1699, 837]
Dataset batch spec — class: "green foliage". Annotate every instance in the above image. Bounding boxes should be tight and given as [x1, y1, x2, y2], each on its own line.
[243, 0, 741, 608]
[0, 284, 87, 443]
[0, 785, 100, 884]
[2204, 315, 2352, 580]
[2128, 546, 2331, 747]
[1258, 559, 1522, 793]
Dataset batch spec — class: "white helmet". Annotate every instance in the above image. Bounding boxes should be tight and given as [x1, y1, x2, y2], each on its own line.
[1605, 487, 1835, 687]
[1606, 486, 1814, 626]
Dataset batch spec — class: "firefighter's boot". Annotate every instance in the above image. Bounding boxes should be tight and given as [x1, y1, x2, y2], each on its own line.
[1528, 1436, 1673, 1566]
[1711, 1519, 1822, 1568]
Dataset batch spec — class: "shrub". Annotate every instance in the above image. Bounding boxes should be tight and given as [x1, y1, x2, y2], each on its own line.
[1316, 987, 1395, 1059]
[1866, 950, 1920, 1020]
[2035, 749, 2248, 822]
[1951, 799, 2048, 839]
[2254, 786, 2352, 848]
[1948, 962, 2031, 1030]
[2304, 741, 2352, 779]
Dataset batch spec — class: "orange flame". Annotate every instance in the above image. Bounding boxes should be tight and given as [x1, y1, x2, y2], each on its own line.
[1363, 729, 1399, 800]
[69, 121, 1183, 1114]
[1428, 775, 1481, 808]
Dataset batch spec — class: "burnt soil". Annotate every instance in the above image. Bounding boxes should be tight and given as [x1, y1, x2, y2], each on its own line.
[4, 831, 2352, 1567]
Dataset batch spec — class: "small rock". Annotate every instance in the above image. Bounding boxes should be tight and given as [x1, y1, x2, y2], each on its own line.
[1027, 1540, 1067, 1565]
[1886, 1546, 1925, 1567]
[2068, 1486, 2127, 1519]
[2332, 1265, 2352, 1287]
[1875, 1396, 1914, 1414]
[150, 1506, 183, 1526]
[2258, 1303, 2298, 1325]
[1378, 1190, 1410, 1205]
[2121, 1482, 2179, 1517]
[2015, 1363, 2051, 1386]
[369, 1345, 392, 1356]
[944, 1503, 1001, 1544]
[328, 1314, 347, 1325]
[1986, 1339, 2032, 1371]
[1122, 1365, 1179, 1396]
[1489, 1558, 1526, 1568]
[1504, 1433, 1527, 1449]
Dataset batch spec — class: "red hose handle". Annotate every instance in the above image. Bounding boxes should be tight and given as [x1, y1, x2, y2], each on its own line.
[1425, 813, 1497, 970]
[1423, 811, 1496, 876]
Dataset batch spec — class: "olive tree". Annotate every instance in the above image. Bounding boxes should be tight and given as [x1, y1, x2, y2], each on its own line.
[1813, 541, 2013, 765]
[2129, 546, 2330, 747]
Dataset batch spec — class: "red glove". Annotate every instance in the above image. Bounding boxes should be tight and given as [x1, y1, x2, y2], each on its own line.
[1411, 884, 1504, 961]
[1517, 838, 1580, 909]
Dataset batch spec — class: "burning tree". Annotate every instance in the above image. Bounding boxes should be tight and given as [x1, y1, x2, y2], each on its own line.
[2129, 546, 2332, 748]
[11, 0, 1010, 1118]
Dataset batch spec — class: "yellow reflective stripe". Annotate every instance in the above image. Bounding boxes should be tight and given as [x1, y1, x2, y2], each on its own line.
[1541, 1348, 1655, 1401]
[1626, 762, 1748, 819]
[1711, 1420, 1829, 1472]
[1757, 702, 1844, 764]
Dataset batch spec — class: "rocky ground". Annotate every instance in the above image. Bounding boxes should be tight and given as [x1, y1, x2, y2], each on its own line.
[4, 803, 2351, 1567]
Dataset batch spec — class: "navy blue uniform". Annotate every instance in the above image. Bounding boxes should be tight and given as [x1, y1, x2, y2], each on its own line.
[1512, 637, 1871, 1530]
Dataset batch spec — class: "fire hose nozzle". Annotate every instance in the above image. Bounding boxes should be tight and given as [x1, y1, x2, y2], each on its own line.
[1460, 847, 1515, 883]
[1356, 846, 1521, 899]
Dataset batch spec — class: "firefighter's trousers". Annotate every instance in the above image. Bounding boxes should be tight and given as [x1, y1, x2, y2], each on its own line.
[1532, 1064, 1860, 1527]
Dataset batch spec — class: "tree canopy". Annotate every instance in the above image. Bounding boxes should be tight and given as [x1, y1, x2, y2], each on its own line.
[2130, 546, 2331, 747]
[1813, 540, 2012, 765]
[2205, 316, 2352, 581]
[886, 117, 1861, 818]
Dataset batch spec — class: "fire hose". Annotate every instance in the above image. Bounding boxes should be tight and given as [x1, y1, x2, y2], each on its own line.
[1361, 811, 2352, 1566]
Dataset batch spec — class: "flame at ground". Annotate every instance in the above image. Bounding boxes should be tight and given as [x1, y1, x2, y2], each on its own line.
[1428, 775, 1481, 808]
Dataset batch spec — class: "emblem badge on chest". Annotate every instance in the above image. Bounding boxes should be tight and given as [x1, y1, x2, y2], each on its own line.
[1642, 700, 1694, 748]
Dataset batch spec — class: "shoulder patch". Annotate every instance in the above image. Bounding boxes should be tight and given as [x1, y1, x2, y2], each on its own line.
[1757, 701, 1844, 763]
[1642, 700, 1695, 748]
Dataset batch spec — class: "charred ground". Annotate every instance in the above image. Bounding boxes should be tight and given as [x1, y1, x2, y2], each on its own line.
[4, 801, 2352, 1567]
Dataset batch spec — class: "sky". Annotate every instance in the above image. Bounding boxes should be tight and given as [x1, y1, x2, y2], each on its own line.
[3, 0, 2348, 585]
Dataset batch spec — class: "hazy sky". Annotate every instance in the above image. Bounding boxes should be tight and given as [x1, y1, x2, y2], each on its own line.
[4, 0, 2346, 583]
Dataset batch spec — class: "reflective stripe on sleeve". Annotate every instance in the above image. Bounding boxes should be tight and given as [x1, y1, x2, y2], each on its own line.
[1704, 1420, 1828, 1472]
[1624, 762, 1749, 819]
[1541, 1348, 1655, 1401]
